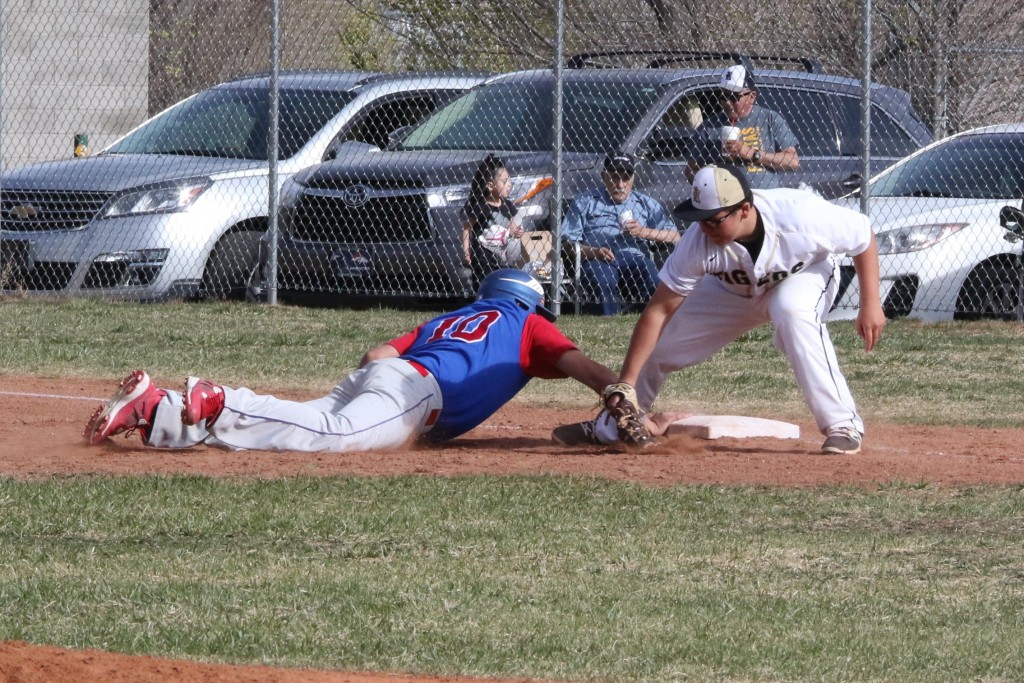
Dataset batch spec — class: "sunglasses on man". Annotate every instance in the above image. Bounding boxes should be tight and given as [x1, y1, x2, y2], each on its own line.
[722, 89, 754, 102]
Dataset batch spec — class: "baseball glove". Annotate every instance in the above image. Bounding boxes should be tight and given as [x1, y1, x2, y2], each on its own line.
[601, 382, 656, 449]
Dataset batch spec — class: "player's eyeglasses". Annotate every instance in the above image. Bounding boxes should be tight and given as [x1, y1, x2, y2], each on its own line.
[700, 206, 741, 227]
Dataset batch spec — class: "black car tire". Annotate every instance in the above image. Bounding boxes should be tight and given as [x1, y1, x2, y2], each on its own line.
[955, 261, 1024, 321]
[201, 230, 263, 300]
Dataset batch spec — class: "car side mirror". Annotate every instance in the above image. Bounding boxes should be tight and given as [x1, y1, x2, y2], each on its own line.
[323, 139, 381, 163]
[999, 205, 1024, 238]
[841, 173, 863, 189]
[386, 125, 414, 150]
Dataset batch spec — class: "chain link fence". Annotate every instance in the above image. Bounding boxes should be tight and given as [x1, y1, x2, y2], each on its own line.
[2, 0, 1024, 320]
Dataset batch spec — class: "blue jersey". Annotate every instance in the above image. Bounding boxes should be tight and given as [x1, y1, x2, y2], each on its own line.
[392, 299, 576, 440]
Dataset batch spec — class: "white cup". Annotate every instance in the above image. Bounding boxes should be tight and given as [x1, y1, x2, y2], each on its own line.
[618, 209, 634, 231]
[720, 125, 741, 144]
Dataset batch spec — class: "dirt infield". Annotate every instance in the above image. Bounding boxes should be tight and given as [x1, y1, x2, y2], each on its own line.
[0, 641, 551, 683]
[3, 374, 1024, 682]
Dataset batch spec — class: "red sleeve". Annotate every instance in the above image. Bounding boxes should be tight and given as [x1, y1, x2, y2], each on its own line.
[387, 324, 425, 355]
[520, 314, 578, 378]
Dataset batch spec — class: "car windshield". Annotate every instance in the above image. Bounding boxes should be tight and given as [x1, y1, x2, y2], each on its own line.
[870, 133, 1024, 199]
[106, 86, 357, 160]
[399, 79, 666, 153]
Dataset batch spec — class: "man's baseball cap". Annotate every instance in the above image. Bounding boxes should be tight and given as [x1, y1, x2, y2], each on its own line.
[603, 150, 636, 175]
[674, 165, 753, 222]
[720, 65, 756, 93]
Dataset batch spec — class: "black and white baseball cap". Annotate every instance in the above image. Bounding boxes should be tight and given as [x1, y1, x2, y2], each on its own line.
[674, 165, 753, 222]
[603, 150, 636, 176]
[720, 65, 756, 93]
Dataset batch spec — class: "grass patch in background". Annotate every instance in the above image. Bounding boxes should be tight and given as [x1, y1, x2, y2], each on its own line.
[1, 476, 1022, 682]
[3, 298, 1024, 426]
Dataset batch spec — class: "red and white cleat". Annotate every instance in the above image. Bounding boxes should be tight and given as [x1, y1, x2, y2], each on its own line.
[181, 376, 225, 426]
[84, 370, 164, 445]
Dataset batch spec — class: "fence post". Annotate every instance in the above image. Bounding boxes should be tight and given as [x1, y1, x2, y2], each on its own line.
[0, 0, 4, 280]
[859, 0, 872, 216]
[551, 0, 566, 316]
[266, 0, 281, 305]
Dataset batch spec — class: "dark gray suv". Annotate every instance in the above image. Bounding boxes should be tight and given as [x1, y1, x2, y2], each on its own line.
[265, 52, 933, 303]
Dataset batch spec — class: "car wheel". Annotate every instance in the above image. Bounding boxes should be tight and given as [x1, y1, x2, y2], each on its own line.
[201, 230, 263, 300]
[955, 262, 1024, 321]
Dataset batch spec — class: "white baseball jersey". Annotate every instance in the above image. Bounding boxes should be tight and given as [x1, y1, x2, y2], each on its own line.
[660, 188, 872, 300]
[619, 187, 872, 440]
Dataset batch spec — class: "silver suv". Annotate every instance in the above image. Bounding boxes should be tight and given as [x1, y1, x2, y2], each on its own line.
[0, 70, 488, 300]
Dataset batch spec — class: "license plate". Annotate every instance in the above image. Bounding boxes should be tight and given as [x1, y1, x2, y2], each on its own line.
[330, 250, 372, 277]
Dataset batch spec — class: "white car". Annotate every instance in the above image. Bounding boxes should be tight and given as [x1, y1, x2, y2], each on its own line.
[832, 123, 1024, 322]
[0, 71, 487, 300]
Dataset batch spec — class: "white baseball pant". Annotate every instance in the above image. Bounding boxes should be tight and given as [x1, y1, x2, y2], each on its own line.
[146, 358, 443, 452]
[593, 257, 862, 443]
[640, 257, 862, 435]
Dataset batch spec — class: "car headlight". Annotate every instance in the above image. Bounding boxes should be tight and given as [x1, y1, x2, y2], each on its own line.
[426, 175, 555, 209]
[876, 223, 969, 254]
[101, 178, 212, 218]
[427, 185, 471, 208]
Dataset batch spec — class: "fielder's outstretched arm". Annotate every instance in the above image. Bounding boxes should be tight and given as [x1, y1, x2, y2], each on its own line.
[554, 350, 618, 395]
[618, 283, 686, 387]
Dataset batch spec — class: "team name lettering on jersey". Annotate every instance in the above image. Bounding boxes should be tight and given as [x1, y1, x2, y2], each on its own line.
[756, 261, 805, 287]
[710, 261, 806, 288]
[711, 269, 751, 286]
[425, 310, 502, 343]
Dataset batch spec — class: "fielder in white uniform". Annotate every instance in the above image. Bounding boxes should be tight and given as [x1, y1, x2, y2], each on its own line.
[592, 164, 886, 455]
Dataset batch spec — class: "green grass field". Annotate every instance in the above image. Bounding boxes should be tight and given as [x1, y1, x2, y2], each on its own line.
[2, 298, 1024, 682]
[4, 297, 1024, 425]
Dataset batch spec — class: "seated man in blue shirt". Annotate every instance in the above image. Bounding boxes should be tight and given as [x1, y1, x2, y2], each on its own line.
[561, 151, 679, 315]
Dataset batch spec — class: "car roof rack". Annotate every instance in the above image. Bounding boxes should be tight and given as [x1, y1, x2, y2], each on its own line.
[358, 70, 495, 87]
[224, 68, 382, 83]
[565, 49, 823, 74]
